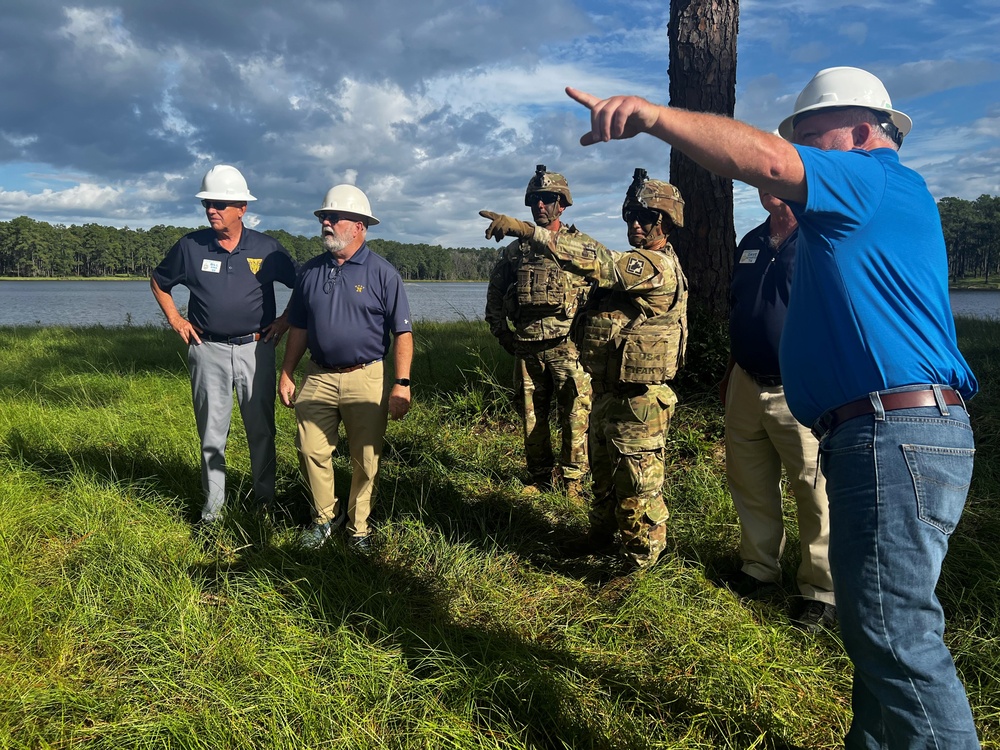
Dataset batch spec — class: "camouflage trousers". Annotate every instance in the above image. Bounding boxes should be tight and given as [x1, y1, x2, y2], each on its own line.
[514, 337, 592, 484]
[589, 382, 677, 568]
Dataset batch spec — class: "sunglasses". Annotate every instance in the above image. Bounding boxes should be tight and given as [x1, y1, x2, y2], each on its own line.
[201, 200, 241, 211]
[317, 212, 356, 224]
[624, 208, 660, 227]
[526, 191, 560, 206]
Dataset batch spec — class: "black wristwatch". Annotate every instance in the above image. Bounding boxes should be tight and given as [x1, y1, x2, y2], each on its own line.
[394, 378, 411, 386]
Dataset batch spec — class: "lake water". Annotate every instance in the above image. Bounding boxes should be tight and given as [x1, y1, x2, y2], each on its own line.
[1, 281, 999, 327]
[0, 280, 489, 327]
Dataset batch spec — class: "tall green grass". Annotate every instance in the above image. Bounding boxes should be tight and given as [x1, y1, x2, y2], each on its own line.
[0, 319, 997, 749]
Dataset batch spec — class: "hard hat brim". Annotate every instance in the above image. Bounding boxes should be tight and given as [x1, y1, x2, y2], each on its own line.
[195, 191, 257, 201]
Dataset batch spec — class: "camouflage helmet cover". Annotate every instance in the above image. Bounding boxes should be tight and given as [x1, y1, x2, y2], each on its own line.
[524, 164, 573, 207]
[622, 168, 684, 228]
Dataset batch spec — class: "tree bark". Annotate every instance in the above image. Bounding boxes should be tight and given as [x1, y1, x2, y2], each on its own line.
[668, 0, 739, 323]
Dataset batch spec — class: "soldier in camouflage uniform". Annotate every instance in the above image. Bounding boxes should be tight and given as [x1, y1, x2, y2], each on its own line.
[484, 166, 593, 498]
[481, 169, 687, 571]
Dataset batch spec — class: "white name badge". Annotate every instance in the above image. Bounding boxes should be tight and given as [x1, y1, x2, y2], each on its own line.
[201, 259, 222, 273]
[738, 249, 760, 264]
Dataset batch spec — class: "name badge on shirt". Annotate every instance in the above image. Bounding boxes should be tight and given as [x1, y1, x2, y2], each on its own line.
[738, 249, 760, 264]
[201, 259, 222, 273]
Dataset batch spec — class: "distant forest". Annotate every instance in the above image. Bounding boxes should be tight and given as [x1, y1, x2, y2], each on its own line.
[0, 217, 500, 281]
[2, 195, 996, 281]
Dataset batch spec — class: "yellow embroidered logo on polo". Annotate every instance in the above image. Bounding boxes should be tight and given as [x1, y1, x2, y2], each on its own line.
[356, 285, 364, 293]
[247, 258, 263, 274]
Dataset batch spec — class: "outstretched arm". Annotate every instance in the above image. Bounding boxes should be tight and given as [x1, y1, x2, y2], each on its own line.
[566, 87, 807, 204]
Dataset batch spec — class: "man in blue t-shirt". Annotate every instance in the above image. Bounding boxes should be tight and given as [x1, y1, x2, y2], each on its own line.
[151, 165, 297, 526]
[279, 184, 412, 552]
[720, 190, 835, 632]
[565, 67, 980, 747]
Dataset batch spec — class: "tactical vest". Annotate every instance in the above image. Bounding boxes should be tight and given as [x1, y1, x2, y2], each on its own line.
[577, 253, 688, 386]
[514, 254, 584, 320]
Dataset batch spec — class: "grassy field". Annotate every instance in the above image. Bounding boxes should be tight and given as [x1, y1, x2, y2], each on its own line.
[0, 319, 997, 749]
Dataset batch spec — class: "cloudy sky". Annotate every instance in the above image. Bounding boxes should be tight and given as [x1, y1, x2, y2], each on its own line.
[1, 0, 997, 248]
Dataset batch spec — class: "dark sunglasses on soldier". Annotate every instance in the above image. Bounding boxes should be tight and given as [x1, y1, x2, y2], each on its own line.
[201, 200, 241, 211]
[624, 208, 660, 227]
[526, 191, 560, 206]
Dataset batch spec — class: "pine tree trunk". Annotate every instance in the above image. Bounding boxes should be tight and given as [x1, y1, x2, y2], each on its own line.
[668, 0, 739, 323]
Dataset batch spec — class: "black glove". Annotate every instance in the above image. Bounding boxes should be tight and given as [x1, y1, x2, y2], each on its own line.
[498, 330, 516, 356]
[480, 210, 535, 242]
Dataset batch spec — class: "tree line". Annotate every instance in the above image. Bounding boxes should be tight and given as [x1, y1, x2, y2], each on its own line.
[939, 195, 1000, 282]
[0, 216, 500, 281]
[2, 195, 996, 283]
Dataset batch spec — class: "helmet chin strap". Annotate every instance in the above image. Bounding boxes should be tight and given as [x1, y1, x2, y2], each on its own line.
[628, 211, 667, 249]
[534, 202, 562, 227]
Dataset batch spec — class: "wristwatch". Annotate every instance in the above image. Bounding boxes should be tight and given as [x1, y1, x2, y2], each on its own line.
[394, 378, 411, 386]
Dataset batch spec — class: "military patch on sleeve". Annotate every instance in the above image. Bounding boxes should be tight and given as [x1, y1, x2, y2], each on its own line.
[581, 244, 598, 259]
[247, 257, 263, 274]
[625, 257, 646, 276]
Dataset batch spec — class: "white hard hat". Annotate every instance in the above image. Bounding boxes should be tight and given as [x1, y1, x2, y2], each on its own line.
[195, 164, 257, 202]
[778, 66, 912, 142]
[314, 184, 380, 225]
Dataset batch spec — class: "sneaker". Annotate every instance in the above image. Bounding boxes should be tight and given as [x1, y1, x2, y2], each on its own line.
[298, 520, 335, 549]
[347, 534, 372, 554]
[792, 600, 838, 633]
[721, 570, 781, 600]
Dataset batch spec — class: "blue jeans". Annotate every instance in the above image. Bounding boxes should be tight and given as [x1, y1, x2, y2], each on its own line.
[818, 385, 979, 749]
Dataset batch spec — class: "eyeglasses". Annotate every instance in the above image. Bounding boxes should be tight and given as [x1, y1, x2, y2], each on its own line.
[323, 263, 342, 294]
[526, 192, 560, 206]
[624, 208, 661, 227]
[202, 200, 241, 211]
[317, 212, 356, 224]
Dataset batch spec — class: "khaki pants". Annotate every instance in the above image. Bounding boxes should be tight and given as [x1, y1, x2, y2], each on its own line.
[294, 360, 389, 536]
[725, 365, 834, 604]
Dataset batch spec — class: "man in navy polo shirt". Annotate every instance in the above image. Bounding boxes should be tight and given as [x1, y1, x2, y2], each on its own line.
[279, 184, 413, 552]
[151, 164, 297, 526]
[719, 189, 835, 632]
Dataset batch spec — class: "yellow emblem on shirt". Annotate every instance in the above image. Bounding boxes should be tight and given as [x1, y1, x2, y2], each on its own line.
[356, 285, 364, 293]
[247, 257, 263, 274]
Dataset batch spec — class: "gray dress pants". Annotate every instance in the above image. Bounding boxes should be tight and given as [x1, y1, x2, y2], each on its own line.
[188, 339, 277, 521]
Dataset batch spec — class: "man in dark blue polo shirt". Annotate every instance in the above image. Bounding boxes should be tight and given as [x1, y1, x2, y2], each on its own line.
[279, 184, 413, 551]
[151, 164, 297, 525]
[718, 190, 835, 632]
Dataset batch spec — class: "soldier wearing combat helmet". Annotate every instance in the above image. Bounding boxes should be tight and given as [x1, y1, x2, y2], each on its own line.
[484, 165, 594, 499]
[480, 168, 688, 572]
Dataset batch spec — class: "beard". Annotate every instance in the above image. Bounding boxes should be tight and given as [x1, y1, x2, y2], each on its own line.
[322, 230, 350, 253]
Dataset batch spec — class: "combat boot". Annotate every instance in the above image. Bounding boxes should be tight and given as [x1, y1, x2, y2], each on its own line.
[560, 527, 617, 558]
[564, 478, 586, 502]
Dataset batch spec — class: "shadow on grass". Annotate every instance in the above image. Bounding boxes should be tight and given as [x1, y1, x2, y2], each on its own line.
[189, 539, 806, 750]
[1, 428, 317, 525]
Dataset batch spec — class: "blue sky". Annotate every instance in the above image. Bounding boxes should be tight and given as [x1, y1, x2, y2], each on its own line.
[0, 0, 997, 248]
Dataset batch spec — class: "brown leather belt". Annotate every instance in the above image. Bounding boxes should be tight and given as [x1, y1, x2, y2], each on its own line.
[812, 387, 964, 440]
[312, 358, 381, 373]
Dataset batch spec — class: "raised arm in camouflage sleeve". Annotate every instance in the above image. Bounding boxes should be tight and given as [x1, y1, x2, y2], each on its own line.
[530, 225, 678, 296]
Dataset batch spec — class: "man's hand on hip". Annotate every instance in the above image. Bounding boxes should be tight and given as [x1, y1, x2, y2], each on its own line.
[263, 313, 290, 343]
[170, 316, 202, 345]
